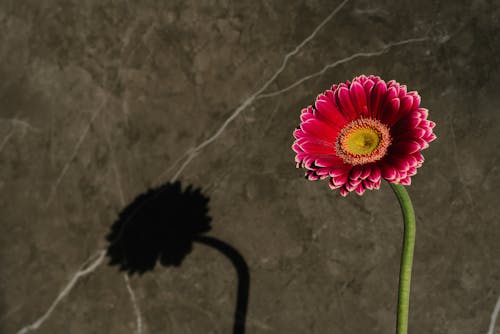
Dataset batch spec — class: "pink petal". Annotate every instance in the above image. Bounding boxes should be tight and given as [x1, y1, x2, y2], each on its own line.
[292, 143, 303, 154]
[297, 141, 334, 154]
[356, 75, 368, 83]
[329, 166, 351, 177]
[306, 172, 320, 180]
[413, 152, 424, 164]
[301, 106, 313, 115]
[391, 140, 421, 154]
[368, 75, 381, 82]
[345, 182, 358, 192]
[336, 87, 357, 120]
[416, 107, 427, 118]
[316, 168, 330, 176]
[359, 165, 371, 179]
[300, 120, 337, 142]
[349, 81, 368, 117]
[349, 178, 363, 187]
[412, 128, 427, 139]
[300, 105, 313, 115]
[329, 178, 342, 189]
[370, 81, 387, 118]
[400, 176, 411, 185]
[399, 95, 414, 116]
[387, 156, 410, 172]
[407, 167, 417, 176]
[397, 154, 417, 168]
[392, 117, 421, 134]
[315, 96, 347, 129]
[386, 86, 398, 100]
[362, 80, 375, 113]
[393, 127, 426, 141]
[332, 173, 349, 186]
[355, 184, 366, 195]
[414, 137, 429, 150]
[412, 93, 421, 110]
[293, 128, 304, 139]
[368, 165, 381, 182]
[419, 119, 433, 130]
[380, 162, 398, 180]
[315, 156, 346, 167]
[426, 133, 437, 142]
[363, 180, 374, 190]
[422, 127, 433, 139]
[300, 112, 314, 123]
[349, 165, 364, 180]
[381, 98, 401, 125]
[398, 85, 407, 97]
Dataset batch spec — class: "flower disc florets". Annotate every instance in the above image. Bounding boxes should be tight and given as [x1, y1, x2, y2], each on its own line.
[335, 118, 391, 165]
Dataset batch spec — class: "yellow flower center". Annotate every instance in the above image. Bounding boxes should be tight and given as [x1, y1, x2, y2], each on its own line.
[343, 128, 381, 155]
[335, 118, 392, 165]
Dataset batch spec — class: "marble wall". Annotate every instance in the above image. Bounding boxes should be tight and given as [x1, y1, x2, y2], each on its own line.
[1, 0, 499, 333]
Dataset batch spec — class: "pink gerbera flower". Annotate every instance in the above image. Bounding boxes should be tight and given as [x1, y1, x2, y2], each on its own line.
[292, 75, 436, 196]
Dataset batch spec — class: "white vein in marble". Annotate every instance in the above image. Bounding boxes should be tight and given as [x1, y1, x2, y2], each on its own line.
[258, 37, 429, 99]
[487, 296, 500, 334]
[16, 250, 106, 334]
[45, 95, 108, 207]
[124, 274, 143, 334]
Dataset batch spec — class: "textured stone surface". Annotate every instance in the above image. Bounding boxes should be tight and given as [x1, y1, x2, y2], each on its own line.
[1, 0, 500, 333]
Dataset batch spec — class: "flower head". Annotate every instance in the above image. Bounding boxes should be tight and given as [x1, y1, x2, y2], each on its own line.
[106, 182, 211, 274]
[292, 75, 436, 196]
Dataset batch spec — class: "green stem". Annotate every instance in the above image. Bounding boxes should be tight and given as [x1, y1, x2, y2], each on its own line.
[389, 182, 416, 334]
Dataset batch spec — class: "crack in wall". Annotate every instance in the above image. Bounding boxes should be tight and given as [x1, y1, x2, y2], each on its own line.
[487, 296, 500, 334]
[16, 250, 106, 334]
[124, 275, 143, 334]
[44, 96, 108, 207]
[257, 37, 428, 99]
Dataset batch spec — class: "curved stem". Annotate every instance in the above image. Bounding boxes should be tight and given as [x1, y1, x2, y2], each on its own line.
[194, 236, 250, 334]
[389, 183, 416, 334]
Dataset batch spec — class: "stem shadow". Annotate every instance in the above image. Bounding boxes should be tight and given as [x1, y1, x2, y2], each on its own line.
[195, 236, 249, 334]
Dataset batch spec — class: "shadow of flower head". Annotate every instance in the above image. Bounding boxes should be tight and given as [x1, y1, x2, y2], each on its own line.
[106, 181, 212, 274]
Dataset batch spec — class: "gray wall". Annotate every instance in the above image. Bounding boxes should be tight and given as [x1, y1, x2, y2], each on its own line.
[1, 0, 499, 333]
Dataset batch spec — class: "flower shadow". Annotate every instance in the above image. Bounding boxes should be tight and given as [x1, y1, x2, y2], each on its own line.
[106, 181, 249, 334]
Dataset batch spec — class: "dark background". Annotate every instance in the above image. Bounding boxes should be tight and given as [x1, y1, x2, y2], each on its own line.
[1, 0, 499, 333]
